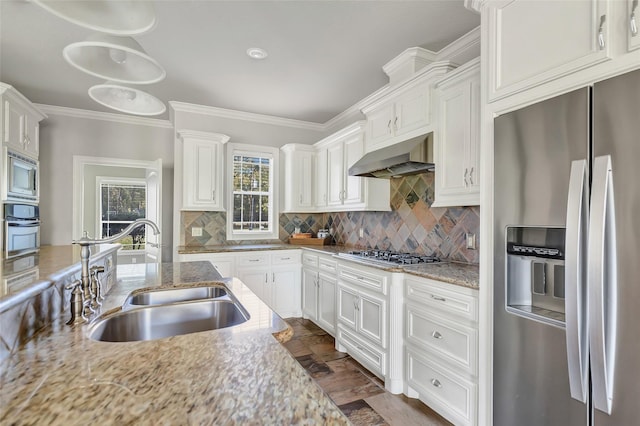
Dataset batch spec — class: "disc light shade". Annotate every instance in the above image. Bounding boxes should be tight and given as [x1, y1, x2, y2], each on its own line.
[64, 34, 166, 84]
[32, 0, 156, 35]
[89, 83, 166, 116]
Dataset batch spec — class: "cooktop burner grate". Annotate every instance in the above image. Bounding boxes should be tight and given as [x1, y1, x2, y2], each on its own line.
[340, 250, 440, 265]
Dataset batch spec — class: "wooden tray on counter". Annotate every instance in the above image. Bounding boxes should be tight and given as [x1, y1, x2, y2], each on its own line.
[288, 236, 333, 246]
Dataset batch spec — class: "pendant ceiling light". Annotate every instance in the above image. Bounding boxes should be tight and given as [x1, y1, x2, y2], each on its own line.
[32, 0, 156, 35]
[63, 34, 166, 84]
[88, 82, 166, 116]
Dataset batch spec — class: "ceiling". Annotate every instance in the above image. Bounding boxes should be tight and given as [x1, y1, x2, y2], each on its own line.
[0, 1, 479, 123]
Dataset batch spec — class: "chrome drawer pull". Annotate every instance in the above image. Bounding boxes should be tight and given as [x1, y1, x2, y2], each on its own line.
[430, 294, 446, 302]
[281, 257, 291, 260]
[431, 378, 442, 388]
[431, 331, 443, 339]
[248, 259, 260, 262]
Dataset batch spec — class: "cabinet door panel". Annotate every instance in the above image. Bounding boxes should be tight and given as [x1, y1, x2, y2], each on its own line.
[297, 150, 314, 209]
[272, 267, 300, 318]
[395, 82, 430, 137]
[437, 85, 469, 196]
[314, 148, 328, 208]
[337, 284, 358, 329]
[302, 268, 318, 319]
[490, 0, 611, 101]
[343, 135, 364, 205]
[4, 100, 24, 151]
[237, 268, 271, 306]
[358, 291, 386, 348]
[365, 103, 395, 150]
[318, 273, 337, 334]
[327, 143, 344, 206]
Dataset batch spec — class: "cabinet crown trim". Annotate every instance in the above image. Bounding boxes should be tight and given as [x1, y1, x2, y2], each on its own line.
[382, 47, 438, 79]
[435, 57, 480, 88]
[314, 120, 366, 148]
[177, 129, 230, 143]
[1, 83, 47, 121]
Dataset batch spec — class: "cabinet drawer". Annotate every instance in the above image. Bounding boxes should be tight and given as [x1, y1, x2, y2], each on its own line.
[271, 250, 300, 265]
[318, 257, 337, 274]
[338, 264, 387, 294]
[405, 276, 477, 322]
[302, 252, 319, 268]
[236, 253, 270, 267]
[338, 325, 386, 378]
[407, 349, 476, 426]
[406, 303, 478, 376]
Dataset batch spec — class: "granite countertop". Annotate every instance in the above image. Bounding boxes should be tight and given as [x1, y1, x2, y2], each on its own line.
[0, 261, 348, 424]
[180, 244, 479, 289]
[0, 244, 121, 313]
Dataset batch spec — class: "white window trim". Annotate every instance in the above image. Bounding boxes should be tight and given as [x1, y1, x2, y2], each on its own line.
[96, 176, 147, 253]
[226, 143, 279, 241]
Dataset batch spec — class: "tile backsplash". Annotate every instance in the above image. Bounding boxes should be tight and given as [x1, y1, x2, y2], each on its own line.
[181, 173, 479, 264]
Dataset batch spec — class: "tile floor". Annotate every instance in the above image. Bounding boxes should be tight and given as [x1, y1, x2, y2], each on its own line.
[282, 318, 452, 426]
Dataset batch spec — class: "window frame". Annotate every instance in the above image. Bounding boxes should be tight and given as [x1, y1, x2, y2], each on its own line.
[96, 176, 147, 253]
[226, 143, 279, 241]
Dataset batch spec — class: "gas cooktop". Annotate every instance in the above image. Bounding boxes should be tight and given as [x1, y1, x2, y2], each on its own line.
[338, 250, 441, 266]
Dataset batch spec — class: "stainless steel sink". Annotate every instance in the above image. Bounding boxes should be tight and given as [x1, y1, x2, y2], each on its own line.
[88, 300, 250, 342]
[125, 285, 228, 306]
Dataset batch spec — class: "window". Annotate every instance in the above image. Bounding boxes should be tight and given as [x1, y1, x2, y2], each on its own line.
[227, 144, 279, 240]
[98, 178, 146, 251]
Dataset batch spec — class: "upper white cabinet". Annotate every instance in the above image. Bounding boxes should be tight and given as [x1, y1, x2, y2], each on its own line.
[628, 0, 640, 51]
[178, 130, 229, 211]
[362, 63, 456, 153]
[319, 121, 390, 212]
[487, 0, 612, 102]
[280, 144, 315, 213]
[1, 83, 46, 159]
[314, 147, 328, 209]
[433, 59, 480, 207]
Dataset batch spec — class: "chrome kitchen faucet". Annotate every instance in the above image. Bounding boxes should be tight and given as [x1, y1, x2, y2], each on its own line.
[67, 219, 160, 325]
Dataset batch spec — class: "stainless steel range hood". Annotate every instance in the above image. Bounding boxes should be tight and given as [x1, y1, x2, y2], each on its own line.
[348, 133, 434, 178]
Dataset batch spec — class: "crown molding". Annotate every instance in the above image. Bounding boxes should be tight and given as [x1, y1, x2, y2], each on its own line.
[382, 47, 438, 78]
[176, 129, 230, 143]
[35, 104, 173, 128]
[435, 26, 480, 63]
[2, 83, 47, 120]
[169, 101, 325, 132]
[314, 120, 365, 148]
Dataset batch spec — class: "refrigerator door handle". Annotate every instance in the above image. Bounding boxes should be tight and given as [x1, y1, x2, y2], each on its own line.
[565, 159, 589, 403]
[588, 154, 618, 415]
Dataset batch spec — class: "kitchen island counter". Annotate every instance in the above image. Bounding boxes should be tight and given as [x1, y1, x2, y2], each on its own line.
[0, 261, 348, 425]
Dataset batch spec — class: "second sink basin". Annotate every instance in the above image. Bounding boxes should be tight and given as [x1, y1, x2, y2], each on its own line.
[125, 285, 228, 306]
[89, 300, 249, 342]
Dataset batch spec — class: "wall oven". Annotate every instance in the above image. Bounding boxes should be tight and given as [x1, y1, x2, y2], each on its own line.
[4, 203, 40, 259]
[6, 150, 38, 201]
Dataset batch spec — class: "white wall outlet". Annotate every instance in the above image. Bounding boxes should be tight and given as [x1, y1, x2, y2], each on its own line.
[192, 227, 203, 237]
[359, 228, 364, 238]
[466, 233, 477, 250]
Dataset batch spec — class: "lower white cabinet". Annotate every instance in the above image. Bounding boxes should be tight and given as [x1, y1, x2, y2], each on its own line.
[301, 250, 337, 335]
[179, 250, 301, 318]
[404, 275, 479, 426]
[335, 260, 404, 394]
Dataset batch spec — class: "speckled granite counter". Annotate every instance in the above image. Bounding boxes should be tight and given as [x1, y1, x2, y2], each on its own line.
[179, 244, 479, 289]
[0, 261, 348, 425]
[0, 244, 120, 312]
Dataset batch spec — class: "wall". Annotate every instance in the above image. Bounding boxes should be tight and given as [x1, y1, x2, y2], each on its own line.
[82, 165, 146, 238]
[181, 173, 479, 264]
[38, 112, 175, 262]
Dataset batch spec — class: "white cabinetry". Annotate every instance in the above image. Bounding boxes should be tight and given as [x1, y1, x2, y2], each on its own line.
[235, 250, 301, 318]
[301, 250, 338, 335]
[628, 0, 640, 51]
[404, 275, 479, 426]
[487, 0, 612, 102]
[335, 261, 404, 393]
[433, 59, 481, 207]
[178, 130, 229, 211]
[280, 144, 314, 212]
[177, 252, 235, 277]
[319, 121, 390, 212]
[1, 83, 46, 159]
[362, 62, 456, 153]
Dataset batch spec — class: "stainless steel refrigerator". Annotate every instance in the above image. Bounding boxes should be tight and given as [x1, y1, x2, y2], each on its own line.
[493, 68, 640, 426]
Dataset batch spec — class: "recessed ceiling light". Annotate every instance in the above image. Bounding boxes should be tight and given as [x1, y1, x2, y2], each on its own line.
[246, 47, 268, 60]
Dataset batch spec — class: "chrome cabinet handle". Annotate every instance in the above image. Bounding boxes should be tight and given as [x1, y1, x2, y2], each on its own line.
[631, 0, 638, 36]
[272, 272, 275, 282]
[598, 15, 606, 50]
[387, 119, 392, 134]
[431, 331, 443, 339]
[464, 168, 469, 187]
[430, 378, 442, 388]
[393, 116, 398, 131]
[430, 294, 446, 302]
[248, 259, 260, 262]
[281, 257, 290, 260]
[212, 190, 215, 202]
[469, 167, 474, 185]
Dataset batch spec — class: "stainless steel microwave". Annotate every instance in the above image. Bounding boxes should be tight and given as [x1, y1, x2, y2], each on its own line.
[7, 150, 38, 201]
